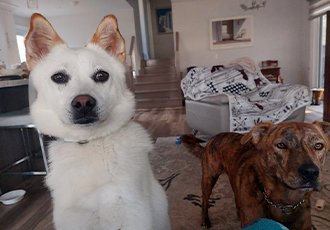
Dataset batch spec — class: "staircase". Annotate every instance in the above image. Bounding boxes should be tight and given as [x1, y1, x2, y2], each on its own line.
[133, 57, 183, 109]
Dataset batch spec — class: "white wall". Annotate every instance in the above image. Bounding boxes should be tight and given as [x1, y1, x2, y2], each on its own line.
[172, 0, 310, 85]
[127, 0, 143, 67]
[46, 9, 136, 62]
[14, 15, 30, 29]
[0, 10, 9, 65]
[13, 9, 137, 73]
[0, 8, 21, 66]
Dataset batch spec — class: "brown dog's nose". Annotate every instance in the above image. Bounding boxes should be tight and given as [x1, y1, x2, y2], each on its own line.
[71, 95, 96, 114]
[298, 163, 319, 181]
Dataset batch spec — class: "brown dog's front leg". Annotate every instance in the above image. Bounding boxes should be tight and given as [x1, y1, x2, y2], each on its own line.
[201, 173, 220, 228]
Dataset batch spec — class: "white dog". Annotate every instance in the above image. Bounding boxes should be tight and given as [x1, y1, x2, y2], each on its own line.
[25, 13, 170, 230]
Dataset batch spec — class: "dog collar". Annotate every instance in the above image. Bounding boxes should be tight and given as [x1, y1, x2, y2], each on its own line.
[63, 137, 89, 144]
[262, 188, 305, 215]
[45, 136, 89, 144]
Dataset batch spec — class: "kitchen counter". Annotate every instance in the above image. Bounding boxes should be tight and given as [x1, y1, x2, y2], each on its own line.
[0, 79, 29, 113]
[0, 79, 28, 88]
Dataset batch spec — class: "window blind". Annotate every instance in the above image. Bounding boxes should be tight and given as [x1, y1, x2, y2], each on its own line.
[309, 0, 330, 20]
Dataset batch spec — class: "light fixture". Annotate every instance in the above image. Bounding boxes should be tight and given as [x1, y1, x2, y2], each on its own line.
[240, 0, 266, 11]
[27, 0, 38, 9]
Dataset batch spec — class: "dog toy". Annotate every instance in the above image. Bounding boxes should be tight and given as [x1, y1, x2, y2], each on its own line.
[242, 218, 288, 230]
[175, 136, 183, 145]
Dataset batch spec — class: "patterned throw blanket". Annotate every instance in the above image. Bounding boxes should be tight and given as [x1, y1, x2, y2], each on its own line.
[181, 64, 311, 133]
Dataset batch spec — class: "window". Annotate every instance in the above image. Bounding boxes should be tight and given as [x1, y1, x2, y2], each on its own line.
[16, 35, 26, 63]
[319, 14, 327, 89]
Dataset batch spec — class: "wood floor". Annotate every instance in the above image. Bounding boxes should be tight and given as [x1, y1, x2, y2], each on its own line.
[0, 107, 191, 230]
[134, 107, 192, 141]
[0, 105, 323, 230]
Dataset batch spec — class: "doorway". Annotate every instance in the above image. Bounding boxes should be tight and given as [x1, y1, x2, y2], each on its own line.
[319, 14, 326, 89]
[147, 0, 174, 59]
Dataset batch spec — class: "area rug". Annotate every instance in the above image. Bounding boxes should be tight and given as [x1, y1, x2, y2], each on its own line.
[150, 136, 330, 230]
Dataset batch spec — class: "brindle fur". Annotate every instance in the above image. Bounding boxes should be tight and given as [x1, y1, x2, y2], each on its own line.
[181, 121, 330, 229]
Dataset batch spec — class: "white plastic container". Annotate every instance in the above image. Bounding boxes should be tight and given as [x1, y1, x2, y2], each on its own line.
[0, 190, 26, 205]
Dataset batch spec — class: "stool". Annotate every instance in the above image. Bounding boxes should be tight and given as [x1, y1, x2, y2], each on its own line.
[0, 108, 48, 175]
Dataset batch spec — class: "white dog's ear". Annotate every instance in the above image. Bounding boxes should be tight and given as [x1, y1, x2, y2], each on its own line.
[241, 122, 274, 146]
[89, 15, 126, 64]
[25, 13, 65, 70]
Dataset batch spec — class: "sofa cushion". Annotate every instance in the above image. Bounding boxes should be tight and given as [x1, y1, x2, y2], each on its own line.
[185, 94, 229, 105]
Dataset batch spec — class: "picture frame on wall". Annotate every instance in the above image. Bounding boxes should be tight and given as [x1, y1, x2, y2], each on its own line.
[209, 15, 253, 50]
[156, 7, 173, 34]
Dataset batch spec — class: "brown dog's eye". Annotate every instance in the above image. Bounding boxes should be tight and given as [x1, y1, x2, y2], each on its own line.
[315, 143, 324, 150]
[276, 143, 286, 149]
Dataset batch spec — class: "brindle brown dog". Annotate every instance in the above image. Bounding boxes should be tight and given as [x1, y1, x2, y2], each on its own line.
[181, 121, 330, 230]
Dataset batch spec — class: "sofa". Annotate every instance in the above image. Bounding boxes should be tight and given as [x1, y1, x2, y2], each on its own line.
[185, 95, 306, 136]
[182, 59, 310, 135]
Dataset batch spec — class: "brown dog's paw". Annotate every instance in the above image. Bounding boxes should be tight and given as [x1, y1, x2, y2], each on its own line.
[201, 218, 212, 229]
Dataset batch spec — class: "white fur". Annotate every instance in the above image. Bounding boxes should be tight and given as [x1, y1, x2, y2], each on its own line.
[30, 43, 170, 229]
[30, 44, 134, 141]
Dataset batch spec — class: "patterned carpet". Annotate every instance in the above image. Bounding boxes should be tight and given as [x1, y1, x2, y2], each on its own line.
[150, 136, 330, 230]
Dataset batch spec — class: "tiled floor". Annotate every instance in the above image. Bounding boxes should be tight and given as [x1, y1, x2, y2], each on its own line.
[304, 102, 324, 123]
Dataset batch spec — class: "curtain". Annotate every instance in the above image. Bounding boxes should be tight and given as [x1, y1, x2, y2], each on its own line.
[309, 0, 330, 20]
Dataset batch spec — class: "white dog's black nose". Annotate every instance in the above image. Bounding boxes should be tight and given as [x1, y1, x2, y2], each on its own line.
[298, 163, 319, 181]
[71, 95, 96, 114]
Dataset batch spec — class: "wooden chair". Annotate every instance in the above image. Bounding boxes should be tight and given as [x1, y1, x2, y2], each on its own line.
[260, 60, 284, 84]
[0, 81, 48, 176]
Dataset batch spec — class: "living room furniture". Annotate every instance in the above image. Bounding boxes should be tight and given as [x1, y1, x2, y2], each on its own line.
[182, 61, 309, 136]
[0, 108, 48, 175]
[260, 60, 283, 84]
[311, 88, 324, 105]
[0, 79, 48, 177]
[185, 96, 306, 136]
[261, 60, 284, 84]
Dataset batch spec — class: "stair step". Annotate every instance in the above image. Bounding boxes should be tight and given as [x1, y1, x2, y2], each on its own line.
[134, 88, 181, 99]
[134, 79, 177, 85]
[135, 73, 176, 83]
[134, 80, 179, 91]
[141, 66, 175, 74]
[144, 58, 175, 67]
[136, 97, 183, 109]
[133, 57, 182, 109]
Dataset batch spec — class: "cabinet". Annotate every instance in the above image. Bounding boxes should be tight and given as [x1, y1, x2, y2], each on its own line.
[261, 66, 283, 84]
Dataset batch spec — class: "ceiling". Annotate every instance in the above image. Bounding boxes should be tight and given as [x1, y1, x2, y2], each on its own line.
[0, 0, 132, 18]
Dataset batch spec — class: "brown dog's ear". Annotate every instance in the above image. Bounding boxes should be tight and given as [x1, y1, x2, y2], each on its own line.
[89, 15, 126, 64]
[241, 122, 273, 146]
[25, 13, 65, 70]
[313, 121, 330, 140]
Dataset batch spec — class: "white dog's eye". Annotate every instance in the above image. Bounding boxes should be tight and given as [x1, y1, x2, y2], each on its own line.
[93, 71, 109, 83]
[51, 73, 69, 84]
